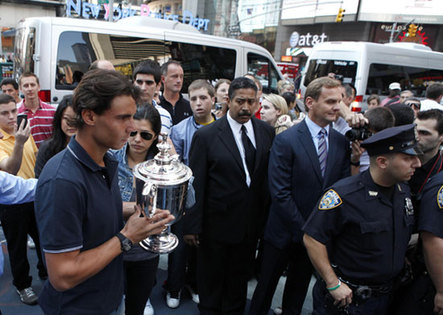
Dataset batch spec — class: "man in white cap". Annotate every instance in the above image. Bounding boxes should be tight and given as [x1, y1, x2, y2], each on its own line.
[381, 82, 401, 106]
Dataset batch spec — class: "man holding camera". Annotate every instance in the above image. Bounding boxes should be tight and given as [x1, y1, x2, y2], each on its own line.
[250, 77, 350, 314]
[0, 94, 47, 305]
[304, 124, 421, 314]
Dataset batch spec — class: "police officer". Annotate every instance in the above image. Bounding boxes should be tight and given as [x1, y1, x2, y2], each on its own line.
[303, 124, 421, 314]
[417, 172, 443, 315]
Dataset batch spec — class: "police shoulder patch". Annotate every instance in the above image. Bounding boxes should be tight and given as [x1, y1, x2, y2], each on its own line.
[318, 189, 342, 210]
[437, 186, 443, 209]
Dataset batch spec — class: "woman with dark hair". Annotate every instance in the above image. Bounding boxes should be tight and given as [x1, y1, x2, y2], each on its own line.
[113, 104, 162, 315]
[34, 95, 77, 178]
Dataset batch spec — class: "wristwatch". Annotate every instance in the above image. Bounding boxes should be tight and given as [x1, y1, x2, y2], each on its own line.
[116, 232, 133, 253]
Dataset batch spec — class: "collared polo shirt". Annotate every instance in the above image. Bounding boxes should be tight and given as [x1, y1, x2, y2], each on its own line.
[17, 99, 56, 148]
[153, 99, 173, 135]
[35, 137, 124, 314]
[0, 128, 37, 179]
[159, 93, 192, 125]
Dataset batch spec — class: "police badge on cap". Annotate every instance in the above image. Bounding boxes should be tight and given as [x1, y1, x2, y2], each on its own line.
[361, 124, 421, 157]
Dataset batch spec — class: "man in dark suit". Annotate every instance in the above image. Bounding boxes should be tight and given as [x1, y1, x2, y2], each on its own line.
[184, 77, 275, 315]
[250, 76, 351, 314]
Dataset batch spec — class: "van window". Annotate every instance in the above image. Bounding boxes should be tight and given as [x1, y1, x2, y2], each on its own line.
[55, 31, 236, 92]
[303, 59, 357, 87]
[14, 27, 36, 80]
[247, 53, 280, 94]
[367, 63, 443, 97]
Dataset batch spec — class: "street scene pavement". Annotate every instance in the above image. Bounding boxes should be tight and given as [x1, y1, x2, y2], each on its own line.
[0, 228, 314, 315]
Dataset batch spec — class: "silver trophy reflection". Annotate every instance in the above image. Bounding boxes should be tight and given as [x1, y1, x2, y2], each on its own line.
[133, 134, 192, 254]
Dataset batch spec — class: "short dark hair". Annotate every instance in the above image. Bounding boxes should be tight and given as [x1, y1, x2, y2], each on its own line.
[305, 77, 341, 105]
[364, 107, 395, 132]
[73, 69, 138, 128]
[161, 60, 182, 76]
[0, 94, 15, 105]
[425, 83, 443, 100]
[343, 84, 356, 98]
[416, 109, 443, 135]
[387, 103, 415, 126]
[0, 78, 18, 90]
[18, 72, 39, 86]
[133, 60, 162, 84]
[228, 77, 257, 100]
[281, 91, 296, 107]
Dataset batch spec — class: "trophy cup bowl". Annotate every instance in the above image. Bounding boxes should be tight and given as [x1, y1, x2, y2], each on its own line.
[133, 134, 192, 254]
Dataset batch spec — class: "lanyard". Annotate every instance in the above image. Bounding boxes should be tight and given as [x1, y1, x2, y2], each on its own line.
[418, 152, 443, 194]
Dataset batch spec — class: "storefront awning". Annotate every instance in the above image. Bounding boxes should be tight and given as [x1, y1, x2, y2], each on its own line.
[286, 47, 313, 57]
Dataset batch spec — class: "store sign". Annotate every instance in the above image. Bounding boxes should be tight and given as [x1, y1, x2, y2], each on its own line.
[289, 31, 328, 47]
[66, 0, 210, 31]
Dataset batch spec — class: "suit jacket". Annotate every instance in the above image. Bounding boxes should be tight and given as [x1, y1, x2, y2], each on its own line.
[264, 119, 350, 248]
[185, 116, 275, 243]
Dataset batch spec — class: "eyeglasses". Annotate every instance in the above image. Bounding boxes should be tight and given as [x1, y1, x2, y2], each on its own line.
[129, 131, 153, 140]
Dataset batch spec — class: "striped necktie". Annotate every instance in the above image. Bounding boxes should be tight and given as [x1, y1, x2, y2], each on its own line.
[318, 128, 327, 177]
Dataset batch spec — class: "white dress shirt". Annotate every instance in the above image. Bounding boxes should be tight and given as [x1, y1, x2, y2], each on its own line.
[227, 111, 256, 186]
[0, 171, 37, 204]
[305, 116, 330, 154]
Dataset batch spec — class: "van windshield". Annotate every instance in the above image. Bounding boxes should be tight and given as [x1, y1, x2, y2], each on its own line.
[367, 63, 443, 97]
[303, 59, 357, 87]
[14, 27, 36, 81]
[247, 53, 280, 94]
[55, 31, 237, 93]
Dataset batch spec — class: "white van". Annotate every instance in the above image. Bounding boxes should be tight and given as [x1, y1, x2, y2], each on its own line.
[14, 16, 283, 103]
[299, 41, 443, 111]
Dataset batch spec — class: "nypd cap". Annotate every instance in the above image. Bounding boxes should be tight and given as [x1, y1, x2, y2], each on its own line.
[361, 124, 420, 156]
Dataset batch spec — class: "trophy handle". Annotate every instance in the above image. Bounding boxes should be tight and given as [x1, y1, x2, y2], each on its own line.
[142, 182, 157, 218]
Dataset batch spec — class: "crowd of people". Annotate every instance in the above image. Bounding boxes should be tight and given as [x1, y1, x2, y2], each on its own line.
[0, 60, 442, 315]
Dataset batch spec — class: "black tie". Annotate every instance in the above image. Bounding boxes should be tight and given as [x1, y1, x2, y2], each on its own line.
[241, 125, 256, 176]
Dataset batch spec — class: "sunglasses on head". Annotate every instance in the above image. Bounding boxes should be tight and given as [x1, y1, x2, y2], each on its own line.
[405, 102, 420, 109]
[129, 130, 153, 140]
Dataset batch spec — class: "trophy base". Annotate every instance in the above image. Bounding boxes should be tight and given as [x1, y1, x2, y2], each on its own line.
[139, 232, 179, 254]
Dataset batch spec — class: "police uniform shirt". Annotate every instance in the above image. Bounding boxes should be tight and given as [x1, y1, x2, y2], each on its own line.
[303, 170, 415, 284]
[418, 171, 443, 238]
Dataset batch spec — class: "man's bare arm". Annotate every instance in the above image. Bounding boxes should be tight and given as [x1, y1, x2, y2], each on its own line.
[303, 234, 353, 306]
[0, 121, 31, 174]
[45, 209, 173, 291]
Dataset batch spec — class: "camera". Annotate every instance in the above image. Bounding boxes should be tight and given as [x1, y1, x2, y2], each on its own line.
[345, 126, 372, 142]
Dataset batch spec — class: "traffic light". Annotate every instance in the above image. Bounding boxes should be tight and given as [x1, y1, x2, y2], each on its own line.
[408, 24, 418, 37]
[336, 8, 345, 23]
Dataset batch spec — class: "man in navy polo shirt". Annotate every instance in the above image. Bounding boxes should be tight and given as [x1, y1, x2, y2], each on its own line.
[35, 69, 174, 314]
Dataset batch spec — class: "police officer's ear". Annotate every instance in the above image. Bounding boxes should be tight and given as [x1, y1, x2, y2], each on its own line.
[374, 155, 390, 170]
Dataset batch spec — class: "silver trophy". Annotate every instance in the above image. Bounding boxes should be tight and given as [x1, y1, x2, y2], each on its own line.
[133, 134, 192, 254]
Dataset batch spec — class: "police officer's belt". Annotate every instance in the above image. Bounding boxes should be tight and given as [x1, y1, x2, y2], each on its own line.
[332, 267, 393, 299]
[339, 277, 392, 299]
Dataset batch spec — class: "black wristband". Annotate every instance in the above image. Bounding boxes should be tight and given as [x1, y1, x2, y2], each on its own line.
[350, 160, 360, 167]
